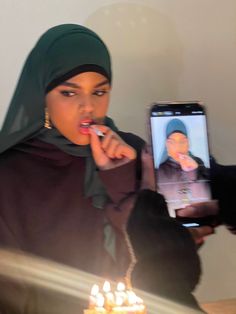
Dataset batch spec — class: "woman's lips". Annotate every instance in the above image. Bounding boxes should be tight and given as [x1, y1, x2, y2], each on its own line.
[79, 119, 94, 135]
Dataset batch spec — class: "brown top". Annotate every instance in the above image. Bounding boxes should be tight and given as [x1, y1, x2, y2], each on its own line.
[0, 136, 143, 313]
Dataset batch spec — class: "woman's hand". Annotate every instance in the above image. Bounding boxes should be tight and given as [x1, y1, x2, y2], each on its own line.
[177, 200, 220, 218]
[177, 153, 198, 172]
[89, 125, 136, 170]
[188, 226, 215, 246]
[177, 200, 220, 245]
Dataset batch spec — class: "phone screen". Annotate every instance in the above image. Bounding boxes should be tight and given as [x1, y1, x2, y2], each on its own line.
[150, 102, 211, 218]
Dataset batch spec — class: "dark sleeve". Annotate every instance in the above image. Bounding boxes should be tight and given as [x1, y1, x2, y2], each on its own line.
[191, 155, 210, 180]
[210, 158, 236, 228]
[0, 216, 29, 313]
[98, 160, 137, 204]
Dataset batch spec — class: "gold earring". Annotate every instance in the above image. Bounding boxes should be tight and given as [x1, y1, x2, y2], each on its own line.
[44, 107, 52, 129]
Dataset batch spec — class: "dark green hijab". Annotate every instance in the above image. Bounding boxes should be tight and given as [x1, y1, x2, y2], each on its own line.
[0, 24, 118, 209]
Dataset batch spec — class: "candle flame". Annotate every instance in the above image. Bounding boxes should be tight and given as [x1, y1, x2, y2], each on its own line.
[117, 282, 125, 291]
[91, 284, 99, 296]
[127, 290, 137, 305]
[103, 280, 111, 293]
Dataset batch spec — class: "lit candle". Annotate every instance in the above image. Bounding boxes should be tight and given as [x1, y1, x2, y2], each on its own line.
[115, 282, 127, 306]
[85, 283, 147, 314]
[103, 281, 111, 293]
[89, 284, 99, 309]
[96, 292, 105, 308]
[126, 290, 137, 305]
[136, 296, 144, 305]
[117, 282, 126, 291]
[84, 285, 106, 314]
[103, 281, 114, 310]
[135, 296, 147, 314]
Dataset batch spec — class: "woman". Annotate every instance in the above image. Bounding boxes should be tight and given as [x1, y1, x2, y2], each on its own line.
[158, 118, 208, 177]
[0, 24, 145, 313]
[157, 118, 211, 217]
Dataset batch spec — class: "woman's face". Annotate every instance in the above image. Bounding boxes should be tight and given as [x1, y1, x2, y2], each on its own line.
[166, 132, 189, 161]
[45, 72, 111, 145]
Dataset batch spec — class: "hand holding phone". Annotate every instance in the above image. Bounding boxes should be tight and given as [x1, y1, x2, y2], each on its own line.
[176, 200, 220, 243]
[149, 101, 212, 226]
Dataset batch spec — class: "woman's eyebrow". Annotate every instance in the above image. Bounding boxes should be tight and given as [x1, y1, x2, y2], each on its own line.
[59, 82, 79, 88]
[59, 79, 110, 89]
[94, 79, 110, 88]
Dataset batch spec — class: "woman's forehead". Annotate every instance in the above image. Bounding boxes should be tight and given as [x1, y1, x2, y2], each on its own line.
[59, 72, 110, 88]
[168, 132, 187, 140]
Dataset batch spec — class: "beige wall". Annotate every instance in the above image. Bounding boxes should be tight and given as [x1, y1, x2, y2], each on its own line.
[0, 0, 235, 302]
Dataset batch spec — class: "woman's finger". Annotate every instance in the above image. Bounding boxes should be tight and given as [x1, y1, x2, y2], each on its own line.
[189, 226, 215, 245]
[101, 129, 114, 151]
[89, 127, 109, 168]
[114, 145, 127, 159]
[105, 139, 120, 159]
[176, 200, 219, 218]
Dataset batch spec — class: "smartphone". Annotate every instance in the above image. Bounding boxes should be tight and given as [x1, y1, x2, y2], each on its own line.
[149, 101, 212, 226]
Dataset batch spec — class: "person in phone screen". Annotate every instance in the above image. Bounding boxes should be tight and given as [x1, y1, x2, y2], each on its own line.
[158, 118, 210, 214]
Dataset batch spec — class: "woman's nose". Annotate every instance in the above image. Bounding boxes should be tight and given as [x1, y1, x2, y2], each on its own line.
[79, 95, 94, 113]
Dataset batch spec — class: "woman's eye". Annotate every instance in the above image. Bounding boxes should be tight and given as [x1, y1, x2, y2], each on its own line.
[60, 90, 76, 97]
[93, 90, 108, 97]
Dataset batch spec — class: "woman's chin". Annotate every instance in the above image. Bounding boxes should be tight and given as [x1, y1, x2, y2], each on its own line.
[71, 134, 90, 146]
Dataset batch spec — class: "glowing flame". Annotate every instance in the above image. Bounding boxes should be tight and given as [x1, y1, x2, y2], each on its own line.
[103, 280, 111, 293]
[127, 290, 137, 305]
[91, 284, 99, 296]
[116, 282, 125, 292]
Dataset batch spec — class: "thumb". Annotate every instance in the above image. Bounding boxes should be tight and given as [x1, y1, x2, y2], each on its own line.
[177, 200, 219, 218]
[89, 127, 106, 165]
[189, 226, 215, 245]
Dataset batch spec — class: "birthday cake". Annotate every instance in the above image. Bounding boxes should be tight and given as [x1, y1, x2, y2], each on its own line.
[84, 282, 147, 314]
